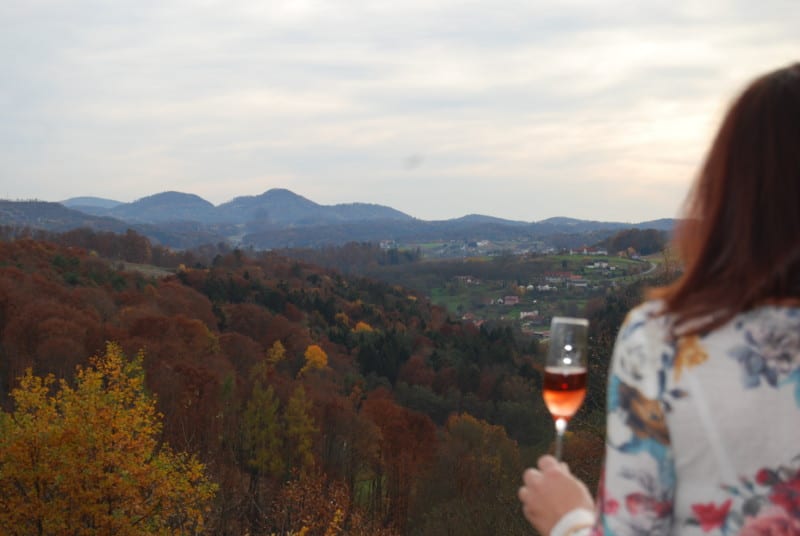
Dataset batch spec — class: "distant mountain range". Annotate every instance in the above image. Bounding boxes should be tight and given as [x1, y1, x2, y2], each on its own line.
[0, 188, 675, 251]
[62, 189, 415, 226]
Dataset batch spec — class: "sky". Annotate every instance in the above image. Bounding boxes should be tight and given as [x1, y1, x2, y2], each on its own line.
[1, 1, 797, 223]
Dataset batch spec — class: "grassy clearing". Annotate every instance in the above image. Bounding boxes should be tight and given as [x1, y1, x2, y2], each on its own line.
[118, 262, 174, 278]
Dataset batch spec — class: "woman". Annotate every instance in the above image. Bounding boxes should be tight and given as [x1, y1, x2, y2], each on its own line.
[519, 62, 800, 535]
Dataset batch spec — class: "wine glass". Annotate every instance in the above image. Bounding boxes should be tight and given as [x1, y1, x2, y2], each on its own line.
[543, 316, 589, 461]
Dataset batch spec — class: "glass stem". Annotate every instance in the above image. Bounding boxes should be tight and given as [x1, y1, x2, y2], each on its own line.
[554, 417, 567, 461]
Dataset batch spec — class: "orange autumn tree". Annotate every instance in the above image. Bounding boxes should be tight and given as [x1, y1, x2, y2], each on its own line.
[299, 344, 328, 377]
[0, 343, 217, 536]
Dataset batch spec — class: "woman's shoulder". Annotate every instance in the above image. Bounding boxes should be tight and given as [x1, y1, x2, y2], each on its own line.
[625, 299, 666, 320]
[611, 300, 674, 398]
[617, 299, 671, 342]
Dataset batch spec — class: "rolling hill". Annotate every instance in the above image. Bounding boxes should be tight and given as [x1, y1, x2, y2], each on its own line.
[6, 188, 676, 251]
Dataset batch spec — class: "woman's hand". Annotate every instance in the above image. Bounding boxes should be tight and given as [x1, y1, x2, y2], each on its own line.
[518, 455, 595, 535]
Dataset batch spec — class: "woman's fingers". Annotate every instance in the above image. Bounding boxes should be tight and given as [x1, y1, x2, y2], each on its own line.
[523, 467, 542, 486]
[518, 456, 595, 534]
[538, 454, 559, 470]
[538, 454, 572, 475]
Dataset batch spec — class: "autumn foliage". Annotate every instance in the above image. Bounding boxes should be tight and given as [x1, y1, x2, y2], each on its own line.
[0, 343, 216, 535]
[0, 232, 630, 534]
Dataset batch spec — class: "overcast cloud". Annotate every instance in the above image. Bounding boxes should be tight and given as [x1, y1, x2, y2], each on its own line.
[1, 0, 797, 222]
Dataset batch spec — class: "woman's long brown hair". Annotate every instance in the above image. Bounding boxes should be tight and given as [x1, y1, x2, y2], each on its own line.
[653, 63, 800, 335]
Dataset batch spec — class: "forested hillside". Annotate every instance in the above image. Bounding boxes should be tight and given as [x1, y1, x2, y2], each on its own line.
[0, 229, 669, 535]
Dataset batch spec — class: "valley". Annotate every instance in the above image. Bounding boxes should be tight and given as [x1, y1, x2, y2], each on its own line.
[0, 214, 676, 536]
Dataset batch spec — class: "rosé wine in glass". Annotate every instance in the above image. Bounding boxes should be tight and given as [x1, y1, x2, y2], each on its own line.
[544, 317, 589, 460]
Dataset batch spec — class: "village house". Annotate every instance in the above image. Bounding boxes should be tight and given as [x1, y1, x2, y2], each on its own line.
[544, 271, 572, 283]
[460, 312, 485, 328]
[568, 275, 590, 288]
[570, 246, 608, 255]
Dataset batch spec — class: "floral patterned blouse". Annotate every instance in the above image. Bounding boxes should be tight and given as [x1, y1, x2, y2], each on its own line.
[568, 301, 800, 535]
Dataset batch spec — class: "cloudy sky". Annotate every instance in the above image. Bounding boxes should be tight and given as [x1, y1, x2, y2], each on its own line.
[2, 1, 797, 222]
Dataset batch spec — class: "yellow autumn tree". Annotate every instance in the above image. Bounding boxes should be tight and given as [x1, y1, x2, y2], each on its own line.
[299, 344, 328, 377]
[284, 385, 317, 474]
[0, 343, 217, 536]
[354, 321, 373, 333]
[266, 339, 287, 366]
